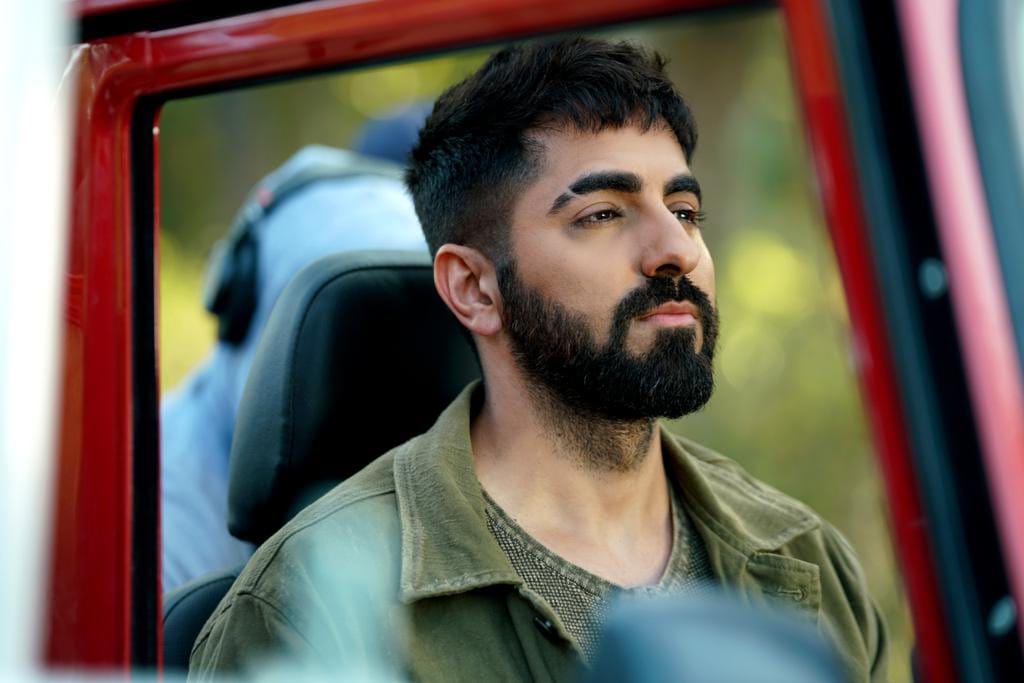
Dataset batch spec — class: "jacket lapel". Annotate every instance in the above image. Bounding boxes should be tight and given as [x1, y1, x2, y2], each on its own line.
[661, 427, 823, 621]
[392, 382, 522, 604]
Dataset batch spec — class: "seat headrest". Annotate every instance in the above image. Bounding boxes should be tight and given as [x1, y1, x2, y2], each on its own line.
[228, 250, 480, 545]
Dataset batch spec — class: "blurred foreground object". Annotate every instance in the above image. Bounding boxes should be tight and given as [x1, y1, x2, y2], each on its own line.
[587, 592, 846, 683]
[0, 0, 69, 673]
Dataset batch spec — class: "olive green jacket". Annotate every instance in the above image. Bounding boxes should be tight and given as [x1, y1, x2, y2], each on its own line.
[189, 384, 887, 682]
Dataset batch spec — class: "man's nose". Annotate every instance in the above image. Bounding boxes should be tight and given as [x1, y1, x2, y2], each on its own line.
[638, 207, 703, 279]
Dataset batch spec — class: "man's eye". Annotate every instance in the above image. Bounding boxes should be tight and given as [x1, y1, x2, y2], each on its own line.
[574, 208, 622, 226]
[674, 208, 706, 226]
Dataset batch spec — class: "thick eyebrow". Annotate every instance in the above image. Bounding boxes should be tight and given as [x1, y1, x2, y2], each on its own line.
[548, 170, 643, 215]
[664, 174, 702, 205]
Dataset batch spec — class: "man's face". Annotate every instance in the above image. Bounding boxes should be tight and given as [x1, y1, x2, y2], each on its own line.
[498, 124, 718, 421]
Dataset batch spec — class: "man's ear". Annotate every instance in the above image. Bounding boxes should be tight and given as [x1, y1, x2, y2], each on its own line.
[433, 244, 503, 337]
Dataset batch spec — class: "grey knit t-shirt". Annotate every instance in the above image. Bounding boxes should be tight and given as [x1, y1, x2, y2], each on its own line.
[483, 486, 715, 661]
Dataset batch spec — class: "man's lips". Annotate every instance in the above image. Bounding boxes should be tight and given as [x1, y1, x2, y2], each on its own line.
[639, 301, 700, 327]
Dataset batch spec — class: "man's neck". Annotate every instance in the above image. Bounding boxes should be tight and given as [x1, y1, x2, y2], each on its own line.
[471, 367, 674, 587]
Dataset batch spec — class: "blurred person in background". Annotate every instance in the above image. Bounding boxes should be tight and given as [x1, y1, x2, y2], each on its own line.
[191, 38, 886, 682]
[161, 106, 430, 593]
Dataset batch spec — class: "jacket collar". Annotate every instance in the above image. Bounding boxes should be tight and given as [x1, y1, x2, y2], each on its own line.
[393, 381, 821, 615]
[661, 432, 823, 616]
[393, 382, 521, 603]
[660, 432, 820, 554]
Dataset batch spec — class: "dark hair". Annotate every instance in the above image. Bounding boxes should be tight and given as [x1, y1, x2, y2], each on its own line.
[406, 36, 697, 259]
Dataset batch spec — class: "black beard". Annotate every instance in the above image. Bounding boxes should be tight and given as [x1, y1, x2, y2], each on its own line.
[498, 261, 718, 425]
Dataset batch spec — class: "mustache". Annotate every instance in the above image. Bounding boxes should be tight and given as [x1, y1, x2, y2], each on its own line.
[613, 275, 715, 325]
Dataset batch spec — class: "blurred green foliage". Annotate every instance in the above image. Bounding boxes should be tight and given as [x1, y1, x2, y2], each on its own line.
[159, 7, 910, 681]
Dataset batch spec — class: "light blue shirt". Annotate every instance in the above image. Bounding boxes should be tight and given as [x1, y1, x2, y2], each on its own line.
[160, 146, 427, 592]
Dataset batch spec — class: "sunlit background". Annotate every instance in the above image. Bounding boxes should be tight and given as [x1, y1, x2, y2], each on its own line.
[159, 8, 911, 681]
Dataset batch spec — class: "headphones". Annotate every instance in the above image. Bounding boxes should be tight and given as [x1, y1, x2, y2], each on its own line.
[202, 151, 406, 345]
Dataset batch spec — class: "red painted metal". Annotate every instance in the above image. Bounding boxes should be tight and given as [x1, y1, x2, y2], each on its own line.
[897, 0, 1024, 654]
[48, 42, 138, 669]
[53, 0, 962, 674]
[779, 3, 957, 681]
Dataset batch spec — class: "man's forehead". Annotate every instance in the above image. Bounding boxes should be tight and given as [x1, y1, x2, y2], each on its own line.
[528, 124, 691, 182]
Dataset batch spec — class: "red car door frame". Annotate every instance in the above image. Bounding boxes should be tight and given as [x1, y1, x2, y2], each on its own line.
[55, 0, 1024, 680]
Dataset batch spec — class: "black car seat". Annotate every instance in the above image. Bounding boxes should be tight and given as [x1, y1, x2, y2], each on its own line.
[162, 250, 480, 671]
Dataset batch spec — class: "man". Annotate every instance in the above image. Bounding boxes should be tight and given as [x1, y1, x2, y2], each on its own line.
[190, 38, 887, 682]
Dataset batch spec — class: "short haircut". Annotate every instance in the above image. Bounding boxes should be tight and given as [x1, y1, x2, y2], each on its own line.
[406, 36, 698, 260]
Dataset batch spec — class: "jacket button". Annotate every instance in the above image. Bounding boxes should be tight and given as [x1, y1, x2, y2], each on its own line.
[533, 615, 560, 643]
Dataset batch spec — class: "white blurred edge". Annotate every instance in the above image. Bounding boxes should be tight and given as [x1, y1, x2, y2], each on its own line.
[0, 0, 71, 676]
